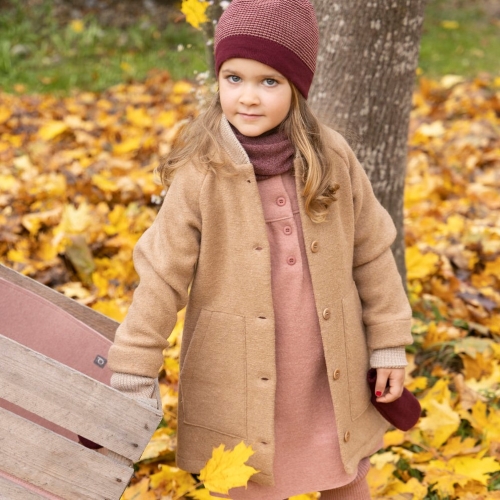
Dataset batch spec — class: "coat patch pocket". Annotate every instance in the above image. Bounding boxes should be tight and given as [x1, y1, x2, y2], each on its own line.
[180, 309, 247, 439]
[342, 284, 371, 421]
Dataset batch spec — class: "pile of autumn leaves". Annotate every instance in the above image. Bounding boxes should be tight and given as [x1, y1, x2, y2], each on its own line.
[0, 72, 499, 499]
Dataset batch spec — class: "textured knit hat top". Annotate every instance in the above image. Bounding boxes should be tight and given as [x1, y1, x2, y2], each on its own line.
[214, 0, 319, 99]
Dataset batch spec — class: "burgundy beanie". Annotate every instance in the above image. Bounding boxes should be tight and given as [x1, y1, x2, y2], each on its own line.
[214, 0, 319, 99]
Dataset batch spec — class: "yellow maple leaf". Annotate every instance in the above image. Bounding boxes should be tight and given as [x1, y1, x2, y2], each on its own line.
[199, 442, 259, 495]
[370, 451, 400, 470]
[38, 120, 69, 141]
[91, 299, 127, 322]
[181, 0, 209, 29]
[121, 478, 155, 500]
[412, 450, 435, 463]
[385, 477, 427, 500]
[419, 399, 460, 448]
[461, 400, 500, 445]
[149, 464, 196, 496]
[406, 376, 428, 392]
[139, 427, 175, 461]
[419, 459, 469, 497]
[441, 436, 480, 459]
[466, 364, 500, 396]
[366, 462, 396, 497]
[443, 214, 465, 235]
[173, 81, 194, 95]
[406, 245, 440, 281]
[92, 173, 119, 194]
[126, 106, 153, 128]
[383, 429, 406, 448]
[0, 105, 11, 124]
[113, 137, 142, 155]
[0, 174, 18, 192]
[448, 456, 499, 485]
[485, 258, 500, 279]
[461, 352, 494, 381]
[419, 377, 452, 412]
[158, 110, 177, 128]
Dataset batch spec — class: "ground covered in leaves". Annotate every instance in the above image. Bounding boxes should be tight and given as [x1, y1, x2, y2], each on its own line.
[0, 73, 500, 499]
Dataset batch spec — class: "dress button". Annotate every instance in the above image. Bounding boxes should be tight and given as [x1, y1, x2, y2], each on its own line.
[287, 256, 296, 266]
[284, 225, 292, 235]
[322, 308, 331, 320]
[333, 369, 341, 380]
[311, 241, 319, 253]
[276, 196, 286, 206]
[344, 431, 351, 442]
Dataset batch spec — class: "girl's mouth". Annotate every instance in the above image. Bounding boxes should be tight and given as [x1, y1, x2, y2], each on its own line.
[239, 113, 262, 120]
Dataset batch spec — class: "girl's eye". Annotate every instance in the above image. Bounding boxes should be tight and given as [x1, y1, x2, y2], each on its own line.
[264, 79, 278, 87]
[228, 75, 241, 83]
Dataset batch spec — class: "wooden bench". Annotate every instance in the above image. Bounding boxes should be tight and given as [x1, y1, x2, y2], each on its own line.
[0, 264, 163, 500]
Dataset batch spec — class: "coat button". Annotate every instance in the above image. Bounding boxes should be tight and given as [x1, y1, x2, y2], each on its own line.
[333, 369, 341, 380]
[284, 225, 292, 235]
[311, 241, 319, 253]
[276, 196, 286, 206]
[287, 256, 296, 266]
[344, 431, 350, 442]
[322, 308, 331, 320]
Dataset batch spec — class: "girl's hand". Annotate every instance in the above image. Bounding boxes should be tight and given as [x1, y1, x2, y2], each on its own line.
[374, 367, 405, 403]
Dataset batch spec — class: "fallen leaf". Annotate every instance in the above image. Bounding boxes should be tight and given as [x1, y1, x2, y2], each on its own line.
[199, 442, 259, 495]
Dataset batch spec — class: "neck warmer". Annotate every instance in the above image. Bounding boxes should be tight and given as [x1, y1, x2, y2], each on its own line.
[231, 124, 295, 180]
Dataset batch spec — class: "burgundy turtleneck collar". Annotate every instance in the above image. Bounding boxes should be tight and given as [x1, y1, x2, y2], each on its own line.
[230, 124, 295, 180]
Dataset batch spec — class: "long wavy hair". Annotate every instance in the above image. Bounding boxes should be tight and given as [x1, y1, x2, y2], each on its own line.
[156, 83, 339, 223]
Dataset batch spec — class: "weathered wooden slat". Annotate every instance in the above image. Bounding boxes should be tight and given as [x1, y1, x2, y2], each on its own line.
[0, 407, 131, 500]
[0, 334, 163, 461]
[0, 264, 118, 342]
[0, 475, 51, 500]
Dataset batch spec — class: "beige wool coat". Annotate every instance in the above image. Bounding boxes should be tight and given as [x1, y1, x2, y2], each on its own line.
[108, 116, 413, 486]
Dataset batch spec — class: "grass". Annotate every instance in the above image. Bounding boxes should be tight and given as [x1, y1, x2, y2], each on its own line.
[0, 0, 206, 94]
[419, 0, 500, 77]
[0, 0, 499, 95]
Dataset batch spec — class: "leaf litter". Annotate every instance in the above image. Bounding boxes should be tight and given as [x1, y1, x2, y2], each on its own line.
[1, 73, 499, 498]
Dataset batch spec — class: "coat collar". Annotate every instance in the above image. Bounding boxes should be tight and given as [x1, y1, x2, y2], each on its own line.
[219, 115, 251, 165]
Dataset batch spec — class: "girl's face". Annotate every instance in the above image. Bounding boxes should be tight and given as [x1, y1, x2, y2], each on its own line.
[219, 58, 292, 137]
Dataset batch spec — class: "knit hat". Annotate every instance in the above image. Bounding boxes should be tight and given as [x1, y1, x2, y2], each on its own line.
[214, 0, 319, 99]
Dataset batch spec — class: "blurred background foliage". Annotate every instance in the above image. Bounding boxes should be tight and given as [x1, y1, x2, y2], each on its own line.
[0, 0, 499, 95]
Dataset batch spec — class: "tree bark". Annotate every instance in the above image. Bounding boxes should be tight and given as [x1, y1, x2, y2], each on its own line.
[201, 0, 224, 79]
[309, 0, 425, 288]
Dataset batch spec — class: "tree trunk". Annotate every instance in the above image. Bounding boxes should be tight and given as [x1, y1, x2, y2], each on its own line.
[309, 0, 425, 288]
[201, 0, 224, 79]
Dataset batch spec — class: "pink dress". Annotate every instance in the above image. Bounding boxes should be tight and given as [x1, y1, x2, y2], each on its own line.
[225, 171, 359, 500]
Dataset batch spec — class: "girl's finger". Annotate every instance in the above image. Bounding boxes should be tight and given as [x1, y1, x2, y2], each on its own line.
[374, 369, 390, 399]
[375, 368, 405, 403]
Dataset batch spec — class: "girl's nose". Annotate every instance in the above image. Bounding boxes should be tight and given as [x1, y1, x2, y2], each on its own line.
[239, 85, 259, 106]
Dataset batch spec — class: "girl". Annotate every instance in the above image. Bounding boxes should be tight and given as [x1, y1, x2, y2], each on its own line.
[108, 0, 414, 498]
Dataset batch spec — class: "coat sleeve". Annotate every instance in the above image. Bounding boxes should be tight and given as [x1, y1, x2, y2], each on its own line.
[108, 164, 206, 377]
[342, 138, 413, 351]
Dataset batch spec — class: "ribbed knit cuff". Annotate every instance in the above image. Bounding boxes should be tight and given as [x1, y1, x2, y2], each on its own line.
[111, 373, 160, 409]
[370, 346, 408, 369]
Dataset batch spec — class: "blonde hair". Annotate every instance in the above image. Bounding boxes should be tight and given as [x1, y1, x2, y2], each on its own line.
[156, 84, 339, 223]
